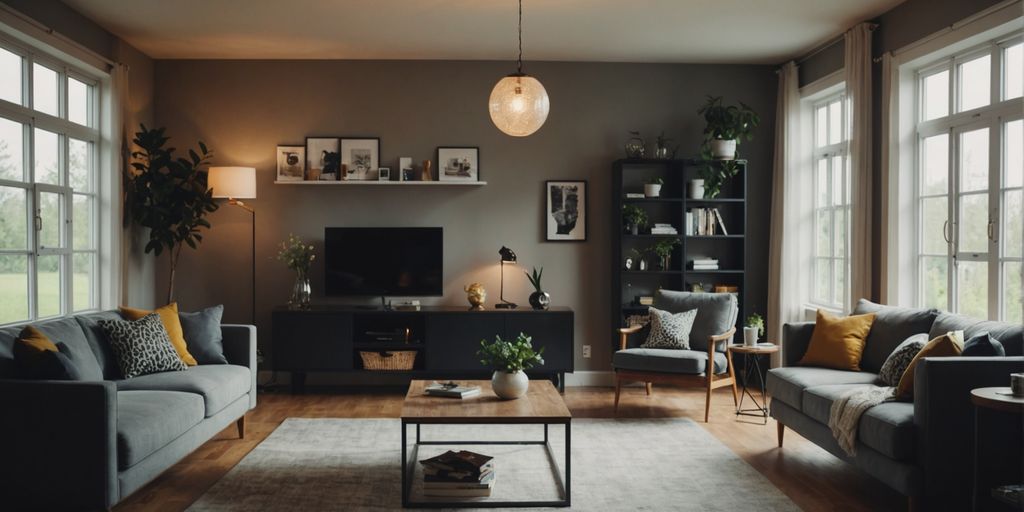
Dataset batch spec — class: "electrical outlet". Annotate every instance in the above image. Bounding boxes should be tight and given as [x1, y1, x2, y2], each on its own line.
[582, 345, 592, 358]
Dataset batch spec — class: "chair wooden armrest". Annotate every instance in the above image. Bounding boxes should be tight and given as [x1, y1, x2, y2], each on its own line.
[706, 327, 737, 358]
[618, 324, 644, 351]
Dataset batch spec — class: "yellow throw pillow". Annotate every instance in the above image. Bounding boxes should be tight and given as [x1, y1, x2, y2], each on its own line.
[120, 303, 197, 366]
[894, 331, 964, 401]
[13, 325, 58, 364]
[799, 310, 876, 371]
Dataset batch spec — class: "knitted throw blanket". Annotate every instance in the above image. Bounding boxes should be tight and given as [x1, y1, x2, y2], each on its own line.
[828, 385, 895, 456]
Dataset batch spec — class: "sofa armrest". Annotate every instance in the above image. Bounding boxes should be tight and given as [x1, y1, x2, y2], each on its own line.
[221, 324, 257, 409]
[0, 379, 117, 509]
[914, 356, 1024, 509]
[781, 322, 815, 366]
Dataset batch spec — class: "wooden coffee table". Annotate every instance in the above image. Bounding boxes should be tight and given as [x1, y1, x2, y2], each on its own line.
[400, 379, 572, 508]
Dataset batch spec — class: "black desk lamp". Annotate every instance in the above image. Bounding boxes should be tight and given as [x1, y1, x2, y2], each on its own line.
[496, 246, 517, 309]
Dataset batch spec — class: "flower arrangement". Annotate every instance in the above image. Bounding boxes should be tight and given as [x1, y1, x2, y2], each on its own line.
[478, 333, 545, 373]
[277, 234, 315, 273]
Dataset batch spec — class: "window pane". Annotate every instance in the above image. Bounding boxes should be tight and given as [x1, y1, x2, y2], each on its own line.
[832, 155, 843, 206]
[0, 254, 28, 324]
[921, 256, 948, 310]
[69, 138, 90, 191]
[68, 77, 90, 126]
[922, 134, 948, 195]
[957, 260, 988, 319]
[1005, 190, 1022, 258]
[37, 254, 61, 318]
[0, 47, 21, 105]
[39, 190, 64, 249]
[834, 208, 846, 258]
[833, 259, 846, 306]
[922, 70, 949, 121]
[959, 193, 989, 254]
[1004, 262, 1022, 323]
[73, 194, 93, 250]
[0, 117, 24, 181]
[34, 128, 60, 185]
[1007, 120, 1022, 188]
[1005, 43, 1023, 100]
[921, 197, 948, 255]
[815, 258, 830, 302]
[815, 106, 827, 148]
[32, 63, 59, 116]
[958, 55, 990, 112]
[816, 210, 831, 256]
[0, 186, 27, 249]
[829, 100, 841, 145]
[73, 252, 94, 312]
[816, 158, 828, 207]
[960, 128, 988, 192]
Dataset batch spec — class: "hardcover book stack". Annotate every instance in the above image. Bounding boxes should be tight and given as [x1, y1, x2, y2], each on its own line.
[649, 223, 678, 235]
[420, 450, 495, 498]
[690, 258, 720, 271]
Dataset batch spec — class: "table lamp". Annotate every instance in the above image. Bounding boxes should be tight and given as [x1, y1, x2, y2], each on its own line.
[496, 246, 517, 309]
[209, 166, 257, 324]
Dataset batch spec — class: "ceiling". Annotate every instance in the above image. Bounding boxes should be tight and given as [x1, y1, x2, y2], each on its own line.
[62, 0, 905, 63]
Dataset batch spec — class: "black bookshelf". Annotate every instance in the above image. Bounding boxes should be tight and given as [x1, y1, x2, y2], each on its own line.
[611, 158, 748, 351]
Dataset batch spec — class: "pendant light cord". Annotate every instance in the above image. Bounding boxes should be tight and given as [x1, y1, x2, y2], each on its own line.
[517, 0, 523, 74]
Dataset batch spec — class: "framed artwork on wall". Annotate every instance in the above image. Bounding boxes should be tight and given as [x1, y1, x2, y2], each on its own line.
[341, 137, 380, 180]
[276, 145, 305, 181]
[546, 180, 587, 242]
[305, 137, 339, 181]
[437, 146, 479, 182]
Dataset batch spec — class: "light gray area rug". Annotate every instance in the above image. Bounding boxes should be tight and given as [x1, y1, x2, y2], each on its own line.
[189, 418, 798, 511]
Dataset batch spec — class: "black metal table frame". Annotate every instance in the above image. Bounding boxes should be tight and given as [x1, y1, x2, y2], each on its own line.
[400, 419, 571, 508]
[735, 352, 770, 423]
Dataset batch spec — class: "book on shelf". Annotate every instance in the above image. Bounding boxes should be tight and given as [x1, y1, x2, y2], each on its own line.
[686, 207, 729, 236]
[423, 382, 482, 399]
[625, 193, 645, 198]
[712, 209, 729, 235]
[692, 258, 719, 265]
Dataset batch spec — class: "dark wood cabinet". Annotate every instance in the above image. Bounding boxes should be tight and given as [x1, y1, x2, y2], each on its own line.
[425, 313, 503, 371]
[505, 311, 573, 372]
[271, 311, 352, 371]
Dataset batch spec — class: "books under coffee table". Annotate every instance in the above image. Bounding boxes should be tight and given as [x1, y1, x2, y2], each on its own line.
[420, 450, 495, 497]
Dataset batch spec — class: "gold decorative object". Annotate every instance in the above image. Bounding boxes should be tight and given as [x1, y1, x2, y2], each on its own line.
[422, 160, 433, 181]
[464, 283, 486, 310]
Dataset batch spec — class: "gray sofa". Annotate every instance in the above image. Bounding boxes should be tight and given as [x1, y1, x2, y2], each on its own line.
[767, 300, 1023, 510]
[0, 310, 257, 510]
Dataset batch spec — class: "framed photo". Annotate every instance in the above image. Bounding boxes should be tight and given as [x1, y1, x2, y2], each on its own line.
[546, 180, 587, 242]
[437, 147, 479, 182]
[377, 167, 391, 181]
[305, 137, 339, 181]
[341, 138, 380, 180]
[276, 145, 305, 181]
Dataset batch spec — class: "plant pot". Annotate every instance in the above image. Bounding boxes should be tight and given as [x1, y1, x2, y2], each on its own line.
[529, 291, 551, 310]
[492, 370, 529, 399]
[710, 139, 737, 160]
[743, 327, 759, 346]
[688, 179, 705, 199]
[644, 183, 662, 198]
[630, 224, 639, 235]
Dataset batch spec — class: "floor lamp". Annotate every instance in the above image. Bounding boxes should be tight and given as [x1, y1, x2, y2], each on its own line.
[209, 167, 257, 324]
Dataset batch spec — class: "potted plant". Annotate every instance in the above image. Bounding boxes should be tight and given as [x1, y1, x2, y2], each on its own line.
[695, 153, 740, 198]
[277, 233, 316, 309]
[745, 313, 764, 346]
[625, 130, 645, 159]
[477, 333, 545, 399]
[697, 96, 760, 160]
[525, 267, 550, 310]
[622, 204, 648, 235]
[654, 132, 677, 160]
[644, 177, 664, 198]
[649, 238, 681, 270]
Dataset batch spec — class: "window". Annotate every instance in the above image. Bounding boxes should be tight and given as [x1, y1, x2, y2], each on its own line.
[810, 92, 851, 310]
[0, 41, 101, 325]
[913, 35, 1023, 322]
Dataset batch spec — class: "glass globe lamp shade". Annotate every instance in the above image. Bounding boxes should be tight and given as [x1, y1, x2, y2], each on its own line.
[489, 74, 550, 137]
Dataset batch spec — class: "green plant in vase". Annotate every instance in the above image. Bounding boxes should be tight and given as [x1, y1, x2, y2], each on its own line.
[525, 267, 550, 310]
[277, 233, 316, 309]
[695, 149, 740, 198]
[622, 204, 648, 235]
[649, 238, 681, 270]
[478, 333, 545, 399]
[744, 312, 765, 346]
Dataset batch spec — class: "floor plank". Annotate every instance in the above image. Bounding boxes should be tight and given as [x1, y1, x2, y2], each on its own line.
[114, 385, 904, 511]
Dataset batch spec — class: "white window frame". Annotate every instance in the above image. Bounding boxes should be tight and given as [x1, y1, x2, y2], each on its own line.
[810, 92, 851, 311]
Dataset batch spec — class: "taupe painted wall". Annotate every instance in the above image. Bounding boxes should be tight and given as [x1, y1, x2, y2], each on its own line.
[152, 60, 776, 371]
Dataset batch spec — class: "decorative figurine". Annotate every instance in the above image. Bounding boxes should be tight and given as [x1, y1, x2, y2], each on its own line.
[422, 160, 433, 181]
[464, 283, 486, 310]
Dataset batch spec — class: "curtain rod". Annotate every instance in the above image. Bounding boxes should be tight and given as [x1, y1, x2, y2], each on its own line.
[796, 22, 879, 66]
[0, 3, 118, 70]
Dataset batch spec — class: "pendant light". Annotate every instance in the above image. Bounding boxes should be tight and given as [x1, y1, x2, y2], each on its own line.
[489, 0, 549, 137]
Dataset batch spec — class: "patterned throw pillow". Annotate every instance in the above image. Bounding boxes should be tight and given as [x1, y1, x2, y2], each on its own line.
[641, 307, 698, 349]
[877, 333, 927, 386]
[99, 313, 188, 379]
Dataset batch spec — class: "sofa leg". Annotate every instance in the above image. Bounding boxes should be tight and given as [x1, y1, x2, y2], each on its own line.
[236, 415, 246, 439]
[776, 421, 784, 447]
[645, 382, 653, 395]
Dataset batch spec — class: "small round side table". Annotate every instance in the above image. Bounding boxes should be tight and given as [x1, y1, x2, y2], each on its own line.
[970, 387, 1024, 511]
[727, 343, 779, 424]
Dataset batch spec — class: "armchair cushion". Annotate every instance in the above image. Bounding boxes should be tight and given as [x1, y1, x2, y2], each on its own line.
[640, 307, 697, 349]
[613, 347, 727, 375]
[653, 290, 738, 352]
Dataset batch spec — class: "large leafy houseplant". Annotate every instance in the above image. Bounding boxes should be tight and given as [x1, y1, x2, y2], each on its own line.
[697, 95, 760, 143]
[478, 333, 545, 373]
[128, 125, 218, 302]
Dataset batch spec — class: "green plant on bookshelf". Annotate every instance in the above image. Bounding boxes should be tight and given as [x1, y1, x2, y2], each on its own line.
[695, 150, 740, 198]
[622, 204, 648, 235]
[648, 238, 681, 270]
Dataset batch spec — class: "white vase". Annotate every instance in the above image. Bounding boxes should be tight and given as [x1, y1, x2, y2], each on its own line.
[710, 139, 737, 160]
[688, 179, 705, 199]
[644, 183, 662, 198]
[743, 327, 759, 347]
[492, 370, 529, 400]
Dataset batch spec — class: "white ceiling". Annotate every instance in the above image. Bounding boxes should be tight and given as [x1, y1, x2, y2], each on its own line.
[63, 0, 905, 63]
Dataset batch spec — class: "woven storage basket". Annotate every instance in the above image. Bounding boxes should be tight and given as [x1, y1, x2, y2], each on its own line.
[359, 350, 417, 371]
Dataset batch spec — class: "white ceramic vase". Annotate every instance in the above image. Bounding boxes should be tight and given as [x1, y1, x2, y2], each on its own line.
[710, 139, 737, 160]
[492, 370, 529, 400]
[644, 183, 662, 198]
[743, 326, 759, 346]
[688, 179, 705, 199]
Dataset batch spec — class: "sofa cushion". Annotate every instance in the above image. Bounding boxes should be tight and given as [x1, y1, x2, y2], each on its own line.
[802, 384, 916, 461]
[896, 331, 964, 400]
[766, 366, 879, 410]
[961, 331, 1006, 357]
[653, 290, 738, 352]
[13, 326, 83, 380]
[100, 314, 189, 379]
[853, 299, 940, 373]
[613, 348, 728, 375]
[179, 305, 228, 365]
[31, 317, 104, 381]
[117, 390, 205, 469]
[799, 310, 875, 371]
[877, 334, 928, 386]
[116, 364, 251, 416]
[930, 312, 1022, 356]
[75, 310, 123, 379]
[121, 303, 197, 366]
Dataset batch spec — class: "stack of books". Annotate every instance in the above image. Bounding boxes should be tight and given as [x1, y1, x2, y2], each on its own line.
[420, 450, 495, 498]
[690, 258, 720, 271]
[650, 223, 678, 235]
[624, 192, 645, 198]
[685, 208, 728, 235]
[424, 381, 481, 399]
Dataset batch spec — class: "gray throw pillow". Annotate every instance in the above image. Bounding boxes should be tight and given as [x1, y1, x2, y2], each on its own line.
[641, 307, 697, 349]
[99, 313, 188, 379]
[877, 333, 928, 386]
[179, 305, 228, 364]
[962, 331, 1005, 357]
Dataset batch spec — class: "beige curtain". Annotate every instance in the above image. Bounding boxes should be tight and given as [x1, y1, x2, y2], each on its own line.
[877, 52, 895, 304]
[767, 61, 801, 367]
[845, 23, 873, 307]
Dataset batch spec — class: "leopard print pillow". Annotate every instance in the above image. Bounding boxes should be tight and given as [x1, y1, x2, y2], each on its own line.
[641, 307, 697, 349]
[99, 313, 188, 379]
[878, 333, 928, 386]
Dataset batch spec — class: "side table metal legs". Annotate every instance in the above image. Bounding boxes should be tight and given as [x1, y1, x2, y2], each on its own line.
[735, 353, 770, 423]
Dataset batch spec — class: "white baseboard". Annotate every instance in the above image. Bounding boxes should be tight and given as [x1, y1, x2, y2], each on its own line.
[258, 370, 617, 388]
[562, 371, 615, 387]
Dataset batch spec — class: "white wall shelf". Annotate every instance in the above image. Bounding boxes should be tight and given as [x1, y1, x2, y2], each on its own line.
[273, 180, 486, 186]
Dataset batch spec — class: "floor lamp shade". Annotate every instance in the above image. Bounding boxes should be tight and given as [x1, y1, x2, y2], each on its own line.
[209, 167, 257, 199]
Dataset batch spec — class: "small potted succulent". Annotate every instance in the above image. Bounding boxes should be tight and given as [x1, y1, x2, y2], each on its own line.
[478, 333, 545, 399]
[744, 313, 765, 346]
[622, 204, 648, 235]
[644, 177, 663, 198]
[525, 266, 550, 310]
[697, 95, 759, 160]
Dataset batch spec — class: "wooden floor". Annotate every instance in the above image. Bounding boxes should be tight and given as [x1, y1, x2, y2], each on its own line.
[115, 385, 905, 511]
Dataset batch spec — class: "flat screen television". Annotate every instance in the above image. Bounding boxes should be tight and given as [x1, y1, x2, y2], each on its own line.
[324, 227, 443, 297]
